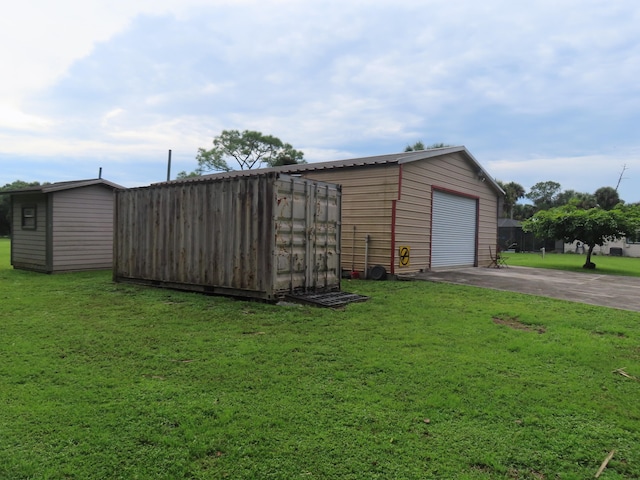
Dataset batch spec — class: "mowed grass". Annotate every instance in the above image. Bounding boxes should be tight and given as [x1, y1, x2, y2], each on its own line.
[1, 238, 640, 479]
[505, 251, 640, 277]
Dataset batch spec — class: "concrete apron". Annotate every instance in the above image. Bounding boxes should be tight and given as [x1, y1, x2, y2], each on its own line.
[413, 266, 640, 313]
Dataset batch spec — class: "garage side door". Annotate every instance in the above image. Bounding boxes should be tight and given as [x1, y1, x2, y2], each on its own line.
[431, 190, 477, 268]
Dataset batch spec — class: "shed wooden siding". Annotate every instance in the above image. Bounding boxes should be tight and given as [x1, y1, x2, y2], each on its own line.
[396, 152, 498, 270]
[299, 164, 399, 274]
[11, 194, 49, 271]
[51, 186, 115, 271]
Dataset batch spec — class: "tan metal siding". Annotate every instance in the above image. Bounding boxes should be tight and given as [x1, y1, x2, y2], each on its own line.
[299, 165, 398, 275]
[51, 186, 115, 272]
[396, 152, 499, 271]
[394, 173, 431, 273]
[10, 194, 48, 271]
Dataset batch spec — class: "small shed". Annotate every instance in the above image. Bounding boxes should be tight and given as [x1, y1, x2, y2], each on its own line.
[185, 147, 504, 275]
[498, 218, 526, 251]
[6, 178, 123, 273]
[114, 173, 342, 301]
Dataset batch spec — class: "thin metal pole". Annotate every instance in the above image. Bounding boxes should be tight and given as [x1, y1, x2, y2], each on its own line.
[167, 149, 172, 181]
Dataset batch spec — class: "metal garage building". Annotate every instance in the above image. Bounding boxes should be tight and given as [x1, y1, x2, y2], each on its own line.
[166, 146, 504, 276]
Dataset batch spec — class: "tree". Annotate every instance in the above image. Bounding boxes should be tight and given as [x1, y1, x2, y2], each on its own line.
[175, 170, 203, 180]
[404, 141, 451, 152]
[196, 130, 305, 173]
[525, 181, 562, 211]
[552, 190, 598, 209]
[569, 192, 597, 210]
[0, 180, 42, 236]
[269, 143, 305, 166]
[522, 204, 640, 269]
[497, 180, 525, 218]
[404, 141, 425, 152]
[512, 203, 536, 220]
[594, 186, 622, 210]
[554, 189, 578, 207]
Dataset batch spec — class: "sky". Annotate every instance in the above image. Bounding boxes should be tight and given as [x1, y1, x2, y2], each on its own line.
[2, 0, 640, 202]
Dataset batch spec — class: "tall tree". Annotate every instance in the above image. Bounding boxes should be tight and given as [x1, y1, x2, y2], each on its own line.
[512, 203, 536, 220]
[594, 186, 621, 210]
[571, 192, 598, 210]
[554, 189, 578, 207]
[269, 143, 305, 166]
[404, 141, 451, 152]
[404, 141, 425, 152]
[522, 204, 640, 269]
[196, 129, 305, 173]
[175, 170, 203, 179]
[497, 180, 525, 218]
[555, 190, 597, 209]
[525, 181, 562, 211]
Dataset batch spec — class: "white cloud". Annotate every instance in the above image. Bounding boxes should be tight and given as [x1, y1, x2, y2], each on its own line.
[0, 106, 52, 131]
[2, 0, 640, 199]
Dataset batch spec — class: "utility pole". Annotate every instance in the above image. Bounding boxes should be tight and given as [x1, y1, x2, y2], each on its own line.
[615, 164, 628, 192]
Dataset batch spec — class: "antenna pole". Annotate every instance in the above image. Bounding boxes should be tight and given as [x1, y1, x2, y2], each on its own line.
[615, 164, 628, 192]
[167, 149, 172, 181]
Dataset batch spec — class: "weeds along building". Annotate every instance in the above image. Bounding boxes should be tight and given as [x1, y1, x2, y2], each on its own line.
[176, 146, 505, 277]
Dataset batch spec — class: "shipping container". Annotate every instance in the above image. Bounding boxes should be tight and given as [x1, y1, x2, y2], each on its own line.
[113, 173, 341, 300]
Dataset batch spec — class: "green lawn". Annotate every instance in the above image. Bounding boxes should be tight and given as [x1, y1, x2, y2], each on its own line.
[1, 237, 640, 479]
[505, 251, 640, 277]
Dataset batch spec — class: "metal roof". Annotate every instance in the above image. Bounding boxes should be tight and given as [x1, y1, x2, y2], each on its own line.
[2, 178, 124, 195]
[498, 218, 523, 228]
[157, 146, 505, 196]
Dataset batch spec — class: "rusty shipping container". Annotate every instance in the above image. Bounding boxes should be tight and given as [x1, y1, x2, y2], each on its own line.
[113, 173, 341, 300]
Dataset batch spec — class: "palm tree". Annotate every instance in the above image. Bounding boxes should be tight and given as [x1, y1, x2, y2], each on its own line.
[594, 186, 622, 210]
[497, 181, 526, 219]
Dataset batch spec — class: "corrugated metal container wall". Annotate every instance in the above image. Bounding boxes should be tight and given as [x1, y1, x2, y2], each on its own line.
[113, 173, 341, 300]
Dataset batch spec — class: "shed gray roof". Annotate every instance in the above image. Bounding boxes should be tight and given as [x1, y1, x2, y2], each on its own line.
[2, 178, 124, 195]
[498, 218, 522, 228]
[158, 146, 505, 196]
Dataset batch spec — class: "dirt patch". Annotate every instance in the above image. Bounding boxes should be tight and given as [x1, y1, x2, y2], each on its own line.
[592, 330, 627, 338]
[493, 316, 546, 334]
[508, 468, 545, 479]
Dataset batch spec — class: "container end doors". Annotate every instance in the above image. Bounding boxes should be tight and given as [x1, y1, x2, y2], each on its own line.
[274, 178, 341, 292]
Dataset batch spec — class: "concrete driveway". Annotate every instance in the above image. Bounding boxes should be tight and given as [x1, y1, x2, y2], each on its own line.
[411, 266, 640, 312]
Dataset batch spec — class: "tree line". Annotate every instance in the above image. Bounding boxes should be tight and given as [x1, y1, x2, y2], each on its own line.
[497, 179, 640, 270]
[497, 180, 626, 220]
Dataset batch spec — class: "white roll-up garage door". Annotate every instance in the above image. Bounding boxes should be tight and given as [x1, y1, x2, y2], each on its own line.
[431, 190, 477, 268]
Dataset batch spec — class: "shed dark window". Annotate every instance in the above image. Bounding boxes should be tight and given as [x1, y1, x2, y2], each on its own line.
[21, 205, 37, 230]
